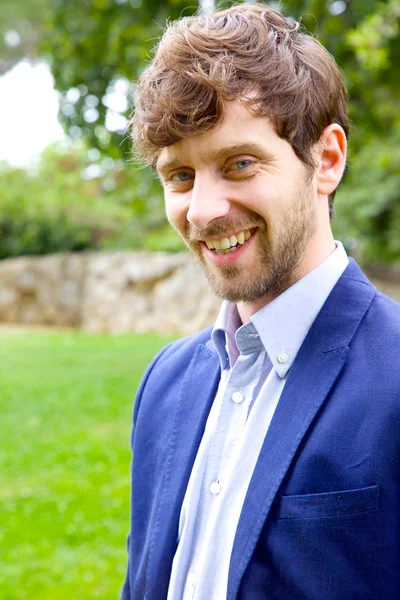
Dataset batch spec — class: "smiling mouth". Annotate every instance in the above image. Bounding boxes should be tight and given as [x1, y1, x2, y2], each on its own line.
[204, 228, 255, 255]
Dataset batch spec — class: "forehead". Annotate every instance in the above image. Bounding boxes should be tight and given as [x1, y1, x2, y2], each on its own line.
[156, 100, 288, 171]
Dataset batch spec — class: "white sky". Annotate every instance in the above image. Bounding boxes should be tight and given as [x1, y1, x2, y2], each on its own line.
[0, 59, 130, 168]
[0, 60, 64, 166]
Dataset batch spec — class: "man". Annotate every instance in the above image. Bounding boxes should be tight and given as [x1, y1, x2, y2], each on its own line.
[121, 4, 400, 599]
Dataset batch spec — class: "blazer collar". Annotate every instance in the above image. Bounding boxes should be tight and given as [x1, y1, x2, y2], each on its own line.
[228, 259, 376, 599]
[145, 342, 220, 600]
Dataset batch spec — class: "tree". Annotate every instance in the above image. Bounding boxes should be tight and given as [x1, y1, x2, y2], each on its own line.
[0, 0, 52, 74]
[2, 0, 399, 262]
[282, 0, 400, 263]
[0, 141, 185, 259]
[37, 0, 200, 160]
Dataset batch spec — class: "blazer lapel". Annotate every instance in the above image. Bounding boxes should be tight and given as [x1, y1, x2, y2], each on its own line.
[228, 260, 376, 599]
[146, 342, 220, 600]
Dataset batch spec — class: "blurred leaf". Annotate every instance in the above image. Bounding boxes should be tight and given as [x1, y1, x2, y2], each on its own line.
[0, 0, 52, 74]
[1, 0, 400, 262]
[0, 143, 179, 258]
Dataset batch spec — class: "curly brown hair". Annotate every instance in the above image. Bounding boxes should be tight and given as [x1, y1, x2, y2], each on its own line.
[132, 3, 349, 215]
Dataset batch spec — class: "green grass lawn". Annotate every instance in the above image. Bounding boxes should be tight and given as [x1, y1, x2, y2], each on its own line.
[0, 329, 176, 600]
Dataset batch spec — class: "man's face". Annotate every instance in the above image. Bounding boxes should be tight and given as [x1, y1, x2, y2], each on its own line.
[157, 100, 321, 304]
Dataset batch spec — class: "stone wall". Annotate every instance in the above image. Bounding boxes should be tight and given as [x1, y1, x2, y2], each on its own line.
[0, 252, 220, 335]
[0, 252, 399, 335]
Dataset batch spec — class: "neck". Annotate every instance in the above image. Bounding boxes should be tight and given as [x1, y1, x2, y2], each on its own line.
[237, 235, 336, 324]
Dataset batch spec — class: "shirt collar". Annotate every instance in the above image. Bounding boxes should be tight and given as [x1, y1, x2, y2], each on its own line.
[251, 241, 349, 377]
[212, 301, 242, 370]
[212, 241, 349, 377]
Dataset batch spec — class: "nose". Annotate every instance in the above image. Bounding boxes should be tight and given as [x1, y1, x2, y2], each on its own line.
[187, 174, 231, 230]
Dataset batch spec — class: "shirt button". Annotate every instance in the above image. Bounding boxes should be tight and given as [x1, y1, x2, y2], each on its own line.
[232, 391, 244, 404]
[210, 481, 221, 495]
[277, 351, 288, 364]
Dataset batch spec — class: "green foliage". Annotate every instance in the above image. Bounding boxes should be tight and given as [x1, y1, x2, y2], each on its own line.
[0, 329, 176, 600]
[32, 0, 400, 159]
[0, 0, 51, 74]
[279, 0, 400, 264]
[347, 0, 400, 73]
[334, 122, 400, 263]
[37, 0, 199, 160]
[1, 0, 400, 262]
[0, 143, 185, 258]
[35, 0, 400, 264]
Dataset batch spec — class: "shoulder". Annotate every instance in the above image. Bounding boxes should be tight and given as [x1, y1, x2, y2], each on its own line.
[132, 325, 216, 422]
[372, 288, 400, 315]
[341, 259, 400, 333]
[151, 324, 215, 368]
[350, 282, 400, 381]
[327, 260, 400, 375]
[366, 289, 400, 337]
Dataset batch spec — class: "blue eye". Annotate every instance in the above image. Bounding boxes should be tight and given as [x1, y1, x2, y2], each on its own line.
[233, 160, 252, 170]
[171, 171, 193, 182]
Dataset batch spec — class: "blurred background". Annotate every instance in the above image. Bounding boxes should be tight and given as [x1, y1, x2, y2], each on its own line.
[0, 0, 400, 261]
[0, 0, 399, 599]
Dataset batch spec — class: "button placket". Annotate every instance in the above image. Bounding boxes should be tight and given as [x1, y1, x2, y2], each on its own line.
[209, 481, 221, 495]
[231, 391, 244, 404]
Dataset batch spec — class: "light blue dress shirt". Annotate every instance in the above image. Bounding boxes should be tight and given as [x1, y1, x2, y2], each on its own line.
[167, 242, 349, 600]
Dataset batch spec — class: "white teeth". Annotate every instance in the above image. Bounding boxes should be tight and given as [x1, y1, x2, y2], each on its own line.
[213, 239, 222, 250]
[205, 228, 253, 251]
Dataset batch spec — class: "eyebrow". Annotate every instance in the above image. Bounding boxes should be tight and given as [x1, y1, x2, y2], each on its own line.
[156, 142, 272, 175]
[205, 142, 271, 162]
[157, 157, 186, 175]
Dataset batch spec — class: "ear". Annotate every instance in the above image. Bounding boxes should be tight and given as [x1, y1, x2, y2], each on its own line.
[315, 124, 347, 196]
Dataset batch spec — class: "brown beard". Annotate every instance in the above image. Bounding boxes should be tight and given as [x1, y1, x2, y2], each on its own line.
[183, 186, 316, 303]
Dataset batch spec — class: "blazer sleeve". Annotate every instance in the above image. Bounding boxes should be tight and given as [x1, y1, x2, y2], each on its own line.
[119, 340, 180, 599]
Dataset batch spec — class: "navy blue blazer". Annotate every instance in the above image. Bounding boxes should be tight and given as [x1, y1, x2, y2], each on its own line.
[121, 259, 400, 599]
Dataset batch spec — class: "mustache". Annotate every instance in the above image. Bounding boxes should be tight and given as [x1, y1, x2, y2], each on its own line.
[187, 216, 265, 241]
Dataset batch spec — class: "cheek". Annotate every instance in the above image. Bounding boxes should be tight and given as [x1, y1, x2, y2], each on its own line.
[165, 193, 188, 234]
[241, 189, 273, 223]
